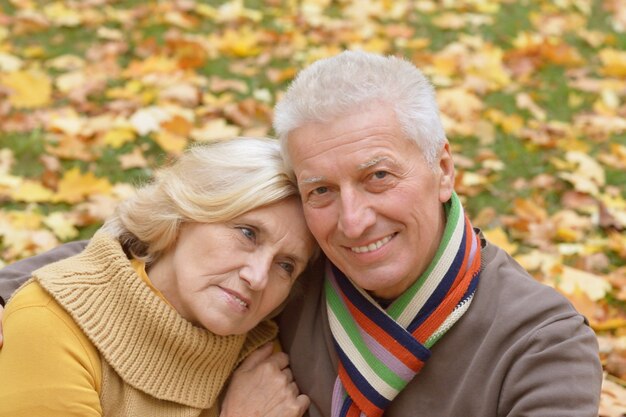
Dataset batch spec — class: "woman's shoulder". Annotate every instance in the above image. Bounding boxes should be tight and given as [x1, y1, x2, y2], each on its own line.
[0, 280, 104, 416]
[4, 280, 102, 378]
[5, 280, 57, 311]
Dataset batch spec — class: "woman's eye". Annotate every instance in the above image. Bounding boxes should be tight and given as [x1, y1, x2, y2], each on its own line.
[238, 227, 256, 241]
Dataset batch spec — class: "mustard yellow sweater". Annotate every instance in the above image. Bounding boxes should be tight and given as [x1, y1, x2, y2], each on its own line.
[0, 232, 277, 417]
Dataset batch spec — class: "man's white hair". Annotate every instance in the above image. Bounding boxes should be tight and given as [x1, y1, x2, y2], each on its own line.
[273, 50, 447, 170]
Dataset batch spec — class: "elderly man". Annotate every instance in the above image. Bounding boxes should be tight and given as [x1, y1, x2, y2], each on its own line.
[0, 51, 602, 417]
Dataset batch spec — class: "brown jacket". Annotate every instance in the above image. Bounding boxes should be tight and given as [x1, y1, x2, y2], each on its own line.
[277, 237, 602, 417]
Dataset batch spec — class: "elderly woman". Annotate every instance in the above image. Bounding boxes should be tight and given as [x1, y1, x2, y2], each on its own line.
[0, 137, 317, 417]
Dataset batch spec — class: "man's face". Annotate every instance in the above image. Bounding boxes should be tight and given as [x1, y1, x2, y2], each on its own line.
[287, 105, 454, 300]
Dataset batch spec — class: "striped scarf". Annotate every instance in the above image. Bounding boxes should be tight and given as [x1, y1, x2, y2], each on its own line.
[325, 192, 481, 417]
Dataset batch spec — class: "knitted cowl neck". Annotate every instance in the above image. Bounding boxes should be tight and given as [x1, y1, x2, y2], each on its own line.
[32, 231, 277, 409]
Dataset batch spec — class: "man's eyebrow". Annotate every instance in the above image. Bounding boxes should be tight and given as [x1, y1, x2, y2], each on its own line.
[300, 176, 326, 185]
[289, 252, 308, 269]
[357, 156, 390, 171]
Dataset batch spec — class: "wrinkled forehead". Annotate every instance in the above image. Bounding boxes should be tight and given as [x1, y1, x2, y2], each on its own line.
[247, 199, 316, 260]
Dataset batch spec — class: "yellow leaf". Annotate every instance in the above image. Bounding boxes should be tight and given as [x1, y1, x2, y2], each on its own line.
[11, 180, 55, 203]
[483, 227, 519, 255]
[599, 48, 626, 78]
[2, 210, 44, 230]
[118, 148, 148, 170]
[460, 171, 488, 187]
[476, 120, 496, 145]
[0, 52, 23, 72]
[54, 167, 113, 204]
[0, 149, 15, 175]
[130, 106, 170, 136]
[106, 79, 143, 100]
[123, 55, 178, 77]
[555, 227, 580, 242]
[515, 250, 560, 273]
[1, 70, 52, 109]
[437, 87, 484, 122]
[23, 46, 46, 59]
[219, 28, 261, 57]
[0, 174, 21, 198]
[55, 71, 87, 94]
[195, 4, 217, 18]
[485, 109, 524, 134]
[608, 231, 626, 259]
[432, 13, 467, 30]
[516, 92, 546, 121]
[191, 118, 240, 142]
[43, 2, 82, 26]
[103, 128, 137, 149]
[558, 151, 605, 196]
[154, 131, 188, 155]
[556, 266, 611, 301]
[431, 55, 458, 77]
[43, 212, 79, 240]
[469, 45, 511, 88]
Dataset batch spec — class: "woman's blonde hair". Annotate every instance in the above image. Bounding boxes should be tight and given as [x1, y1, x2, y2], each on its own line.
[101, 137, 299, 264]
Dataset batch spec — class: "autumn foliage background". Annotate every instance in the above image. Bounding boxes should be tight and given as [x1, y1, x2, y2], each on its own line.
[1, 0, 625, 413]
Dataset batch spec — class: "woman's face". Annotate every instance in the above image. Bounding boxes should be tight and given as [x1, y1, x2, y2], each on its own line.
[149, 197, 317, 336]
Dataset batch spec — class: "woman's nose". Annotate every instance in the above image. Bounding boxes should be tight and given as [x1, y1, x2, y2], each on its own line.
[239, 256, 271, 290]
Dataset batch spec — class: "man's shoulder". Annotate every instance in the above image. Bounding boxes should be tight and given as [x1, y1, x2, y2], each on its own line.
[0, 240, 89, 305]
[2, 240, 89, 278]
[477, 239, 583, 322]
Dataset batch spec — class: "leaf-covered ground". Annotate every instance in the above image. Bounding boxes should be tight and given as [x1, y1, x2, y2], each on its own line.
[0, 0, 625, 413]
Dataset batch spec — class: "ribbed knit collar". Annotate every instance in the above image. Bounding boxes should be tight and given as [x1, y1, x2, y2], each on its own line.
[33, 231, 277, 409]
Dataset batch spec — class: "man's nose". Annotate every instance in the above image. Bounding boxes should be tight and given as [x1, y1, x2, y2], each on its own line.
[239, 255, 271, 290]
[337, 189, 376, 239]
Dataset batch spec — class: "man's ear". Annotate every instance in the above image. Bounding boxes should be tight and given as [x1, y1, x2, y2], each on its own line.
[438, 142, 455, 203]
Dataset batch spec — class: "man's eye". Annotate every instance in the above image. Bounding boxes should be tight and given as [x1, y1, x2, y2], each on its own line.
[279, 261, 295, 276]
[372, 171, 388, 180]
[312, 186, 329, 195]
[238, 227, 256, 241]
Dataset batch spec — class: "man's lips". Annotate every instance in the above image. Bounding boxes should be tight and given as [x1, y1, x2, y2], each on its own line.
[348, 233, 396, 254]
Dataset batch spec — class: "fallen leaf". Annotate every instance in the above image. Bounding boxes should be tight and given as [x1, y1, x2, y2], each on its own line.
[130, 107, 171, 136]
[599, 48, 626, 78]
[54, 167, 113, 204]
[516, 92, 546, 121]
[483, 227, 519, 255]
[556, 266, 611, 302]
[599, 376, 626, 417]
[118, 147, 148, 169]
[1, 69, 52, 109]
[43, 212, 79, 240]
[558, 151, 606, 196]
[191, 118, 240, 142]
[154, 131, 188, 154]
[9, 179, 54, 203]
[103, 128, 137, 149]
